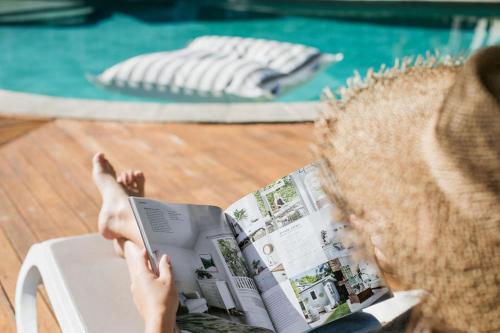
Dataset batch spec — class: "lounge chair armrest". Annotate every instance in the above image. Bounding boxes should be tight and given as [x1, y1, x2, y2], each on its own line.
[16, 248, 43, 333]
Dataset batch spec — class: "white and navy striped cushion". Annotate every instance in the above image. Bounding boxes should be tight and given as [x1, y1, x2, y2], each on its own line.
[90, 36, 342, 101]
[188, 36, 325, 74]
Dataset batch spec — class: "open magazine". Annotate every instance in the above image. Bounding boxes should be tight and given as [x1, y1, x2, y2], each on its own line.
[129, 164, 391, 333]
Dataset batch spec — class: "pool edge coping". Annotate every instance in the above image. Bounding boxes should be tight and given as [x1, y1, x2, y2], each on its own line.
[0, 89, 321, 123]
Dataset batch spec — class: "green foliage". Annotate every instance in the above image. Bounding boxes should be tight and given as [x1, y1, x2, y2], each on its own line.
[293, 263, 333, 289]
[265, 192, 276, 211]
[266, 177, 298, 212]
[195, 267, 213, 279]
[253, 191, 267, 217]
[249, 259, 262, 277]
[256, 176, 299, 214]
[290, 280, 300, 298]
[275, 176, 298, 202]
[217, 239, 249, 277]
[324, 302, 351, 323]
[298, 275, 319, 285]
[233, 208, 248, 221]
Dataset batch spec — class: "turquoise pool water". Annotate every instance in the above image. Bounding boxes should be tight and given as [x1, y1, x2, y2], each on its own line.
[0, 4, 488, 102]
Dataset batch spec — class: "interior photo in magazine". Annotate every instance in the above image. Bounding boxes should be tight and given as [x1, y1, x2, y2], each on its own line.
[129, 200, 275, 331]
[130, 164, 392, 333]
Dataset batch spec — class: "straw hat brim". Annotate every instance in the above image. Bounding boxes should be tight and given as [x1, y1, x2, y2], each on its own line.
[314, 46, 500, 333]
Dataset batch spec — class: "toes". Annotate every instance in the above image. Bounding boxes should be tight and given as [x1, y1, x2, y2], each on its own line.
[114, 169, 145, 197]
[92, 152, 116, 177]
[117, 171, 134, 187]
[133, 170, 145, 186]
[117, 171, 126, 182]
[125, 171, 133, 185]
[133, 170, 145, 196]
[105, 160, 116, 176]
[133, 170, 144, 181]
[93, 152, 105, 163]
[92, 152, 105, 173]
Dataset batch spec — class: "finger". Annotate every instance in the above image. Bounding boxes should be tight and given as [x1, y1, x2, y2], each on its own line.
[136, 248, 154, 275]
[158, 255, 174, 282]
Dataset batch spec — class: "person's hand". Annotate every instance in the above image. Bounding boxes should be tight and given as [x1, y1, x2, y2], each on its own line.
[125, 242, 179, 333]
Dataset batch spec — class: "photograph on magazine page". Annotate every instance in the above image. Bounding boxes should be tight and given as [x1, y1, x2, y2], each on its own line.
[225, 164, 392, 332]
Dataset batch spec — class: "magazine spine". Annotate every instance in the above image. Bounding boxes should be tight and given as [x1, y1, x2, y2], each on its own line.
[128, 196, 160, 276]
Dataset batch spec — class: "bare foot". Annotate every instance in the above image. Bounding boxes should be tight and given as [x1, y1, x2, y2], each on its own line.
[92, 153, 143, 247]
[113, 238, 126, 258]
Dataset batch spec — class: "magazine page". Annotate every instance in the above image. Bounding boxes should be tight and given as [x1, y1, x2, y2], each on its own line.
[129, 197, 275, 331]
[224, 164, 391, 333]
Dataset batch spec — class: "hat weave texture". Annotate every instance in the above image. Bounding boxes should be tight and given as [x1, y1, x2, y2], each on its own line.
[314, 46, 500, 333]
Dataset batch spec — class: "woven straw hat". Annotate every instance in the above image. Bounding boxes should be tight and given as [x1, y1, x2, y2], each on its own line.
[314, 46, 499, 333]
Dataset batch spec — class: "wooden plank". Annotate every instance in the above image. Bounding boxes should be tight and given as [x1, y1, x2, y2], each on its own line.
[161, 123, 313, 198]
[154, 123, 269, 187]
[0, 227, 60, 332]
[120, 123, 248, 203]
[0, 155, 62, 242]
[0, 185, 39, 258]
[32, 121, 101, 206]
[101, 123, 259, 204]
[0, 186, 62, 327]
[57, 121, 207, 202]
[0, 148, 90, 237]
[37, 117, 311, 202]
[126, 122, 312, 195]
[17, 133, 99, 231]
[0, 116, 51, 146]
[0, 284, 16, 333]
[169, 123, 312, 180]
[57, 120, 314, 207]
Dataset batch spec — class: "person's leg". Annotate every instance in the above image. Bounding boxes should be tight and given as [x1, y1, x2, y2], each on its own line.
[123, 240, 145, 277]
[92, 152, 143, 247]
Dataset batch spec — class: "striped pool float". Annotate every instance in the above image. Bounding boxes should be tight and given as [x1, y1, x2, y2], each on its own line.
[90, 36, 343, 102]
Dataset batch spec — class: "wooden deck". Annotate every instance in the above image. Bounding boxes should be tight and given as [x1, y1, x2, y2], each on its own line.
[0, 118, 313, 332]
[0, 115, 51, 145]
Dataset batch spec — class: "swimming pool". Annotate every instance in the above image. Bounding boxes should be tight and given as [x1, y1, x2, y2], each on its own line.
[0, 2, 496, 103]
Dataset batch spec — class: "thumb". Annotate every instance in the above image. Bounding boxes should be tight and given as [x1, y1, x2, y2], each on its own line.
[135, 248, 154, 277]
[158, 255, 174, 282]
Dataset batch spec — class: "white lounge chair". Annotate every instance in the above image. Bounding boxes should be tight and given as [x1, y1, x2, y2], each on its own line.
[16, 234, 143, 333]
[16, 234, 421, 332]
